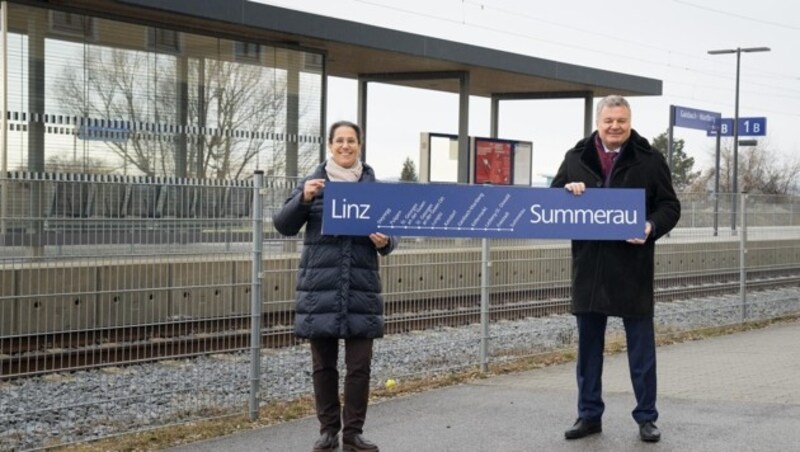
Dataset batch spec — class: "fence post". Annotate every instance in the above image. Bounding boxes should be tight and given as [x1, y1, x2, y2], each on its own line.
[249, 171, 264, 420]
[479, 238, 490, 373]
[1, 1, 7, 236]
[712, 193, 719, 236]
[739, 193, 747, 323]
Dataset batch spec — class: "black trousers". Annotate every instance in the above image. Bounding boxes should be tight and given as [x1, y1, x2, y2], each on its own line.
[575, 313, 658, 424]
[310, 337, 374, 438]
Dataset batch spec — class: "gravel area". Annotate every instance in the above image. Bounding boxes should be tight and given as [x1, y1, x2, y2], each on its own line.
[1, 288, 799, 451]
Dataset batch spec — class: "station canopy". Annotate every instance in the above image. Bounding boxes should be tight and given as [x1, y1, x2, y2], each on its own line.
[109, 0, 661, 98]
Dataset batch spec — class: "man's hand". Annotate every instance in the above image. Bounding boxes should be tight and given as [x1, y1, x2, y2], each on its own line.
[626, 221, 652, 245]
[564, 182, 586, 196]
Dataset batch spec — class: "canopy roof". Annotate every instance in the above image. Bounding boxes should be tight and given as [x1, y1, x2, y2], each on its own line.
[103, 0, 661, 98]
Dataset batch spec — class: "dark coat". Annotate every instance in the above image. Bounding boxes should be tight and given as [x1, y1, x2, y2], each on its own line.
[551, 130, 681, 317]
[272, 162, 396, 339]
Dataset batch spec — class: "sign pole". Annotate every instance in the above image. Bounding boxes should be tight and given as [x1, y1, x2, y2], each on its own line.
[667, 105, 675, 172]
[731, 48, 741, 233]
[671, 105, 725, 236]
[713, 128, 721, 236]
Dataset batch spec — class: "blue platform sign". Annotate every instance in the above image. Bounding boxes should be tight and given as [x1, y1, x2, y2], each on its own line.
[77, 124, 131, 142]
[705, 117, 767, 137]
[322, 182, 645, 240]
[673, 105, 721, 131]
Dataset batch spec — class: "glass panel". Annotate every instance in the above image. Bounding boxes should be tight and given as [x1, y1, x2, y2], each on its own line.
[2, 3, 324, 179]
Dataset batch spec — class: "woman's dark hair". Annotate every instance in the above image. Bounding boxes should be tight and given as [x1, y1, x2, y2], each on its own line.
[328, 120, 362, 144]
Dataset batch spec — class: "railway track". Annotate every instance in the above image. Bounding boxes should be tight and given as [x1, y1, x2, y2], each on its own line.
[2, 270, 800, 379]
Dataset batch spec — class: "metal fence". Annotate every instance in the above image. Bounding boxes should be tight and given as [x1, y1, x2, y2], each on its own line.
[1, 172, 800, 450]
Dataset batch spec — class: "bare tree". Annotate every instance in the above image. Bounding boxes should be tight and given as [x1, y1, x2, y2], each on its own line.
[57, 49, 174, 176]
[688, 141, 800, 195]
[188, 58, 292, 179]
[54, 46, 317, 179]
[45, 155, 115, 174]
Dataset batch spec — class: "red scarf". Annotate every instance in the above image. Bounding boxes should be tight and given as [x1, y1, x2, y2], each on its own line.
[594, 134, 620, 185]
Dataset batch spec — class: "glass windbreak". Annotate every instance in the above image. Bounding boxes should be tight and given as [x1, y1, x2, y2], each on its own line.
[2, 4, 324, 179]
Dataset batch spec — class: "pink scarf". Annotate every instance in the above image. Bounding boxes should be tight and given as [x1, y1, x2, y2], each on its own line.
[325, 158, 363, 182]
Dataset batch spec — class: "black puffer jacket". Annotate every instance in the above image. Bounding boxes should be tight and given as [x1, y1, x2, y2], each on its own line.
[551, 130, 681, 318]
[273, 162, 396, 339]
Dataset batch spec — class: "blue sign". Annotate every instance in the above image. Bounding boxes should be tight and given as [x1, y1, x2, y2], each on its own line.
[672, 105, 721, 131]
[322, 182, 645, 240]
[706, 117, 767, 137]
[77, 124, 131, 142]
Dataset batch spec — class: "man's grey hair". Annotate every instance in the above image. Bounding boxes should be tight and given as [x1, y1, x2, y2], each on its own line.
[595, 94, 631, 118]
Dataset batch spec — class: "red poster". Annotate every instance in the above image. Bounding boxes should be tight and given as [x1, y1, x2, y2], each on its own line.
[474, 139, 512, 185]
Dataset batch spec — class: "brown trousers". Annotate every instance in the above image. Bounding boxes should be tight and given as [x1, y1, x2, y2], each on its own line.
[310, 337, 374, 438]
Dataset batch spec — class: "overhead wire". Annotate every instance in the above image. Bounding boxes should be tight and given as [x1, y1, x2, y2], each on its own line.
[351, 0, 800, 116]
[673, 0, 800, 31]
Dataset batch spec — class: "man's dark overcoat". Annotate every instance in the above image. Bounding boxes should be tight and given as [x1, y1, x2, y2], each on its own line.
[551, 129, 681, 317]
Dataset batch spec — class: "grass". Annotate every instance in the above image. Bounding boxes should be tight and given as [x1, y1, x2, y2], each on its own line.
[57, 314, 799, 451]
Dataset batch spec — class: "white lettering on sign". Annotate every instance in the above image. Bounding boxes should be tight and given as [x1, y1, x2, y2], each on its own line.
[680, 109, 716, 124]
[331, 198, 371, 220]
[529, 205, 638, 225]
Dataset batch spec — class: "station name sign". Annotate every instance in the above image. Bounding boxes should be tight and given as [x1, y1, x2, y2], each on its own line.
[672, 105, 721, 131]
[322, 182, 645, 240]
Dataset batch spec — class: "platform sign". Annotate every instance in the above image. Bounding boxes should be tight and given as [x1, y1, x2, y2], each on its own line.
[672, 105, 721, 131]
[322, 182, 645, 240]
[706, 117, 767, 137]
[77, 122, 131, 142]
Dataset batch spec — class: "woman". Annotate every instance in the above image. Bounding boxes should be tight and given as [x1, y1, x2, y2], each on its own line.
[273, 120, 396, 452]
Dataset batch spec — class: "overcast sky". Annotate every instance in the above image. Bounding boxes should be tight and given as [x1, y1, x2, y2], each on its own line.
[258, 0, 799, 184]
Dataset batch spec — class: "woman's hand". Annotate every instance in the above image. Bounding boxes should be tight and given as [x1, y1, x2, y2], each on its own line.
[303, 179, 325, 202]
[369, 232, 390, 249]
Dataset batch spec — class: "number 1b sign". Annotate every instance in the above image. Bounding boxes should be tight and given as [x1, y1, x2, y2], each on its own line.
[707, 117, 767, 137]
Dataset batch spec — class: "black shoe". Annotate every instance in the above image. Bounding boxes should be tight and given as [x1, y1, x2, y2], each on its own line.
[639, 421, 661, 442]
[342, 434, 379, 452]
[564, 417, 602, 440]
[313, 431, 340, 452]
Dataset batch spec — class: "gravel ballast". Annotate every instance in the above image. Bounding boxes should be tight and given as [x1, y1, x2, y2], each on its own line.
[1, 288, 798, 451]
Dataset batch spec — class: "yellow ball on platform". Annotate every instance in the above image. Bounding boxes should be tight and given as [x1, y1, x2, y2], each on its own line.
[385, 378, 397, 389]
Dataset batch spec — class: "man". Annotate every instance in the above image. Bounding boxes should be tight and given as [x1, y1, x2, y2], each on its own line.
[550, 95, 681, 443]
